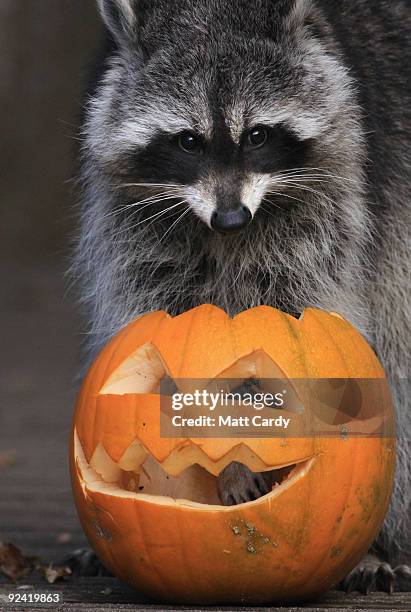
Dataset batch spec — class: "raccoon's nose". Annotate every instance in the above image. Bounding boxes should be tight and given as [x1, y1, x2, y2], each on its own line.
[211, 206, 252, 235]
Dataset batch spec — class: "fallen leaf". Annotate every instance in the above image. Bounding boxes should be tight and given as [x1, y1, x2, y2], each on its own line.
[0, 451, 17, 468]
[0, 543, 36, 581]
[40, 564, 72, 584]
[16, 585, 33, 590]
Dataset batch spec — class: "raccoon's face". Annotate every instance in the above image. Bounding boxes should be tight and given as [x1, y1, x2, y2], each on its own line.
[89, 0, 360, 236]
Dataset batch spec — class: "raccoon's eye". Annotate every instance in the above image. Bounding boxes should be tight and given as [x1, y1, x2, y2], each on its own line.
[177, 131, 203, 155]
[246, 126, 268, 149]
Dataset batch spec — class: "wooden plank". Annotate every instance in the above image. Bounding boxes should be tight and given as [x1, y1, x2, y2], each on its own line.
[0, 578, 411, 610]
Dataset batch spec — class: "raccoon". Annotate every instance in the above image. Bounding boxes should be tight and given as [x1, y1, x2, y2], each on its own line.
[73, 0, 411, 593]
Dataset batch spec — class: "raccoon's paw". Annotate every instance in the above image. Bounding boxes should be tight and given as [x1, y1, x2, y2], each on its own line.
[217, 461, 271, 506]
[340, 554, 411, 594]
[63, 548, 112, 577]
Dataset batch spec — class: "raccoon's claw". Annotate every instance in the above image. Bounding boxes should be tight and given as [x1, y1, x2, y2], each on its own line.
[340, 554, 411, 594]
[217, 461, 271, 505]
[63, 548, 112, 577]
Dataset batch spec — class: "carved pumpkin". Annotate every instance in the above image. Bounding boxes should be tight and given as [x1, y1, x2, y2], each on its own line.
[70, 305, 395, 604]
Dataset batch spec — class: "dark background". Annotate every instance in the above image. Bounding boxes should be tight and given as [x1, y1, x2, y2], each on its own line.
[1, 0, 103, 564]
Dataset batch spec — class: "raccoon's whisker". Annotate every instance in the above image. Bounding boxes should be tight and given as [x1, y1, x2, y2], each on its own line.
[260, 202, 282, 218]
[269, 179, 331, 192]
[280, 183, 339, 208]
[275, 169, 332, 178]
[271, 174, 341, 186]
[118, 192, 181, 212]
[270, 175, 332, 189]
[272, 174, 358, 189]
[273, 170, 329, 178]
[269, 182, 339, 208]
[115, 188, 183, 209]
[101, 193, 183, 221]
[114, 182, 182, 189]
[146, 200, 188, 231]
[274, 167, 359, 184]
[274, 171, 357, 185]
[131, 201, 186, 227]
[114, 201, 185, 236]
[143, 207, 190, 280]
[272, 177, 330, 186]
[158, 206, 191, 243]
[262, 196, 285, 211]
[264, 191, 307, 207]
[276, 176, 350, 188]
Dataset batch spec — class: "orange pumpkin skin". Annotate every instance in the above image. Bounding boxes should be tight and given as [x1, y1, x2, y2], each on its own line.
[70, 305, 395, 605]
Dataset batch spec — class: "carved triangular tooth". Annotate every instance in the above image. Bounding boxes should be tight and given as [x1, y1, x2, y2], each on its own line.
[211, 443, 275, 474]
[160, 443, 218, 476]
[89, 437, 307, 482]
[158, 441, 277, 477]
[76, 431, 316, 506]
[118, 440, 149, 471]
[90, 443, 122, 483]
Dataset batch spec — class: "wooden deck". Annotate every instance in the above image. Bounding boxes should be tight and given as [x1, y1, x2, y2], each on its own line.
[0, 263, 409, 611]
[1, 577, 411, 611]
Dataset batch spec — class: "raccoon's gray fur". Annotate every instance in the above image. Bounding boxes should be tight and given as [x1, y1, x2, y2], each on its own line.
[74, 0, 410, 588]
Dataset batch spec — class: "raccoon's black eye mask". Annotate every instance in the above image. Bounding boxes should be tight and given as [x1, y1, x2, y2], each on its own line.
[175, 126, 270, 156]
[125, 123, 312, 186]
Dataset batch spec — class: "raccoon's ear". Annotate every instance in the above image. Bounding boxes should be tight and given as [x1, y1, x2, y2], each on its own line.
[97, 0, 138, 45]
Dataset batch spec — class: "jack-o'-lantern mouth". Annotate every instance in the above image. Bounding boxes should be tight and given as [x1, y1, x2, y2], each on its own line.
[74, 431, 315, 510]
